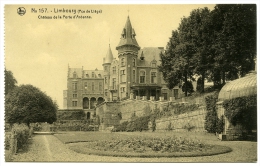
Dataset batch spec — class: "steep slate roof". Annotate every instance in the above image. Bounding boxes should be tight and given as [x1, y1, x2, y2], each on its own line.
[68, 68, 82, 78]
[137, 47, 164, 66]
[103, 44, 114, 64]
[83, 69, 104, 79]
[116, 16, 140, 49]
[218, 72, 257, 101]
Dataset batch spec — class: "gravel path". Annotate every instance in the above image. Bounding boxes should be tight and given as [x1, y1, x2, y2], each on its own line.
[10, 134, 257, 162]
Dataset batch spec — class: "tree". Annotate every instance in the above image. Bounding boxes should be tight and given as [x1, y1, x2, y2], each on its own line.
[5, 84, 58, 126]
[212, 4, 256, 83]
[182, 80, 194, 95]
[4, 69, 17, 95]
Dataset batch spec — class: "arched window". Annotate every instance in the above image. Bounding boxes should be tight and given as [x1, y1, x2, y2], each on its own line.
[139, 70, 146, 83]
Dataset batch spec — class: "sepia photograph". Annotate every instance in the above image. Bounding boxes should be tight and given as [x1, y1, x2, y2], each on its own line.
[1, 1, 258, 163]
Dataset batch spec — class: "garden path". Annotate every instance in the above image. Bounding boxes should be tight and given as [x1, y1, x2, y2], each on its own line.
[10, 133, 257, 162]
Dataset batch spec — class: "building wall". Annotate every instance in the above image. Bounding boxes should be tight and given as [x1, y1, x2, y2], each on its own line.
[65, 68, 105, 113]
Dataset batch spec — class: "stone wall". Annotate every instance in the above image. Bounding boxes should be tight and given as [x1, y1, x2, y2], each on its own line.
[155, 106, 207, 132]
[96, 99, 207, 132]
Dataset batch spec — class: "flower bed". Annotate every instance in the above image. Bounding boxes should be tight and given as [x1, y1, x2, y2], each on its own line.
[69, 136, 232, 157]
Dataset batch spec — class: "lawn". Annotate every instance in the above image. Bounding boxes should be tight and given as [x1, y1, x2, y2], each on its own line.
[54, 131, 232, 157]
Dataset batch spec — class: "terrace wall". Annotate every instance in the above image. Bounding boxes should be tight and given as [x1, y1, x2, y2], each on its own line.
[96, 98, 207, 132]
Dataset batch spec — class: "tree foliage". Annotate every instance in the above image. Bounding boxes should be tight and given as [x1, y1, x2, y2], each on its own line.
[4, 69, 17, 95]
[159, 5, 256, 94]
[5, 84, 58, 126]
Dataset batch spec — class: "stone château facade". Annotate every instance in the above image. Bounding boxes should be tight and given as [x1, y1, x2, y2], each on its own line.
[63, 16, 181, 119]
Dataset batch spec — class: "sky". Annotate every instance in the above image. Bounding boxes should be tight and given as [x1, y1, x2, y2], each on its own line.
[5, 4, 217, 108]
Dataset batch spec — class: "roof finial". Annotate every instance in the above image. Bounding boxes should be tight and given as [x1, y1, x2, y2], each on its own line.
[127, 6, 129, 16]
[109, 37, 110, 46]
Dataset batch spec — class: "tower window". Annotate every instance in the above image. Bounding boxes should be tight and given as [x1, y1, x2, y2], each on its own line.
[133, 70, 136, 83]
[121, 58, 125, 66]
[113, 66, 116, 74]
[133, 58, 136, 67]
[140, 70, 146, 83]
[120, 70, 126, 83]
[72, 82, 77, 90]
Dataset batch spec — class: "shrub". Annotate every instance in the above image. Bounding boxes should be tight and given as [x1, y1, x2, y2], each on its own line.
[223, 95, 257, 132]
[5, 134, 11, 150]
[204, 92, 219, 133]
[115, 121, 129, 132]
[183, 122, 195, 131]
[166, 122, 173, 131]
[12, 123, 30, 150]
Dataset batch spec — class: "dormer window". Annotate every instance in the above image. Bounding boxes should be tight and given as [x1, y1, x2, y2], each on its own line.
[86, 74, 89, 78]
[73, 72, 77, 78]
[98, 74, 101, 78]
[92, 72, 95, 78]
[140, 51, 144, 60]
[151, 62, 156, 67]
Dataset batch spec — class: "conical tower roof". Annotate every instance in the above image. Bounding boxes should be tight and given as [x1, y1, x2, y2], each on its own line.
[103, 44, 114, 64]
[116, 16, 140, 50]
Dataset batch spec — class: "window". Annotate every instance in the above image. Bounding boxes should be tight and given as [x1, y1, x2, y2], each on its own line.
[92, 82, 94, 91]
[120, 70, 126, 83]
[73, 72, 77, 78]
[72, 82, 77, 90]
[105, 77, 107, 84]
[113, 66, 116, 74]
[140, 70, 146, 83]
[104, 66, 108, 71]
[151, 62, 156, 67]
[112, 78, 116, 89]
[73, 94, 77, 98]
[86, 74, 89, 78]
[121, 58, 125, 66]
[151, 72, 157, 83]
[133, 70, 135, 83]
[84, 82, 88, 90]
[133, 58, 136, 67]
[99, 82, 102, 91]
[98, 74, 101, 78]
[72, 101, 77, 107]
[92, 72, 95, 78]
[121, 87, 125, 92]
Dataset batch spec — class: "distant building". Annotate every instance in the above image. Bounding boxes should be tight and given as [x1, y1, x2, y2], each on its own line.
[63, 16, 181, 119]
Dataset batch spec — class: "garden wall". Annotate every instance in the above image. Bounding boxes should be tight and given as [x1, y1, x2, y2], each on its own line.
[96, 98, 208, 132]
[155, 106, 207, 132]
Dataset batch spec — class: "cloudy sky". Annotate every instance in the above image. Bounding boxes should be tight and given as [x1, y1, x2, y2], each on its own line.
[5, 4, 216, 108]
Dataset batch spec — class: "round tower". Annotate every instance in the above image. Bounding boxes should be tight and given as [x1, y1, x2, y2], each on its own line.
[116, 16, 140, 99]
[103, 44, 114, 101]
